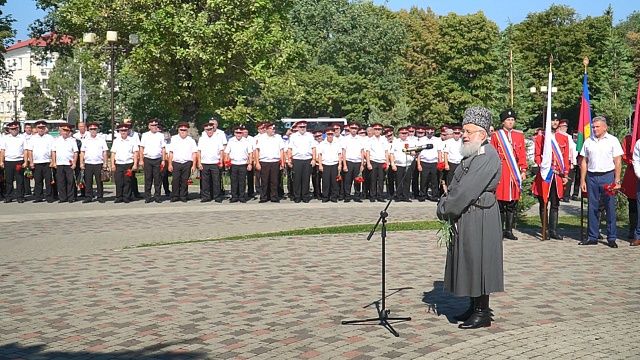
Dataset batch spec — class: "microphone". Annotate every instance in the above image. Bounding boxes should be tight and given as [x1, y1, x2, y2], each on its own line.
[402, 144, 434, 153]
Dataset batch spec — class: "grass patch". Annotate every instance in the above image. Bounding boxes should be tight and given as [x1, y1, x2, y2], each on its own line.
[128, 215, 616, 249]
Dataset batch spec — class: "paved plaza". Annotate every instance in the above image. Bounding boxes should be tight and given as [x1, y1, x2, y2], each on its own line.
[1, 198, 639, 359]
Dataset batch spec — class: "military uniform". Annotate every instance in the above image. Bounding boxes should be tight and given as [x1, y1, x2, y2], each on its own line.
[621, 134, 637, 239]
[52, 123, 79, 203]
[0, 121, 28, 203]
[111, 123, 139, 203]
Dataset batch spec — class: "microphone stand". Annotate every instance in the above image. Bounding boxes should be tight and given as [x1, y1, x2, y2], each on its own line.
[342, 148, 413, 337]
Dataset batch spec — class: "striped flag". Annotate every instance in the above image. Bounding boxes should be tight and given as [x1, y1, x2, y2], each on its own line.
[539, 68, 555, 203]
[576, 73, 592, 154]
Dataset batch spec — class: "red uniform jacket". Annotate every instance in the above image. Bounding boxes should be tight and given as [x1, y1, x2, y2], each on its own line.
[490, 129, 528, 201]
[621, 134, 637, 200]
[532, 131, 570, 198]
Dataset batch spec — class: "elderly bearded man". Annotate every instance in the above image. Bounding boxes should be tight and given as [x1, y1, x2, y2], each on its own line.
[437, 106, 504, 329]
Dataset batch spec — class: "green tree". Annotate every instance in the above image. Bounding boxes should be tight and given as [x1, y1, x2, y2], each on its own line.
[21, 75, 50, 119]
[616, 11, 640, 79]
[0, 0, 14, 80]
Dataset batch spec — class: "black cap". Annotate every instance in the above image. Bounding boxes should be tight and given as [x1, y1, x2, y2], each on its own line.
[551, 112, 561, 120]
[500, 109, 517, 122]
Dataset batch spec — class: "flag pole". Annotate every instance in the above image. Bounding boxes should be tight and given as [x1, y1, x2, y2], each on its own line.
[580, 57, 588, 243]
[509, 49, 514, 107]
[542, 55, 553, 241]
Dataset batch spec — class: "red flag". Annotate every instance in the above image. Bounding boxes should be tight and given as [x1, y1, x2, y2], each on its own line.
[631, 80, 640, 151]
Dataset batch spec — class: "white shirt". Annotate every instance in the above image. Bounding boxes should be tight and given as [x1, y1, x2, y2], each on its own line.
[580, 133, 623, 173]
[256, 134, 284, 162]
[53, 136, 79, 165]
[367, 136, 388, 163]
[224, 137, 253, 165]
[443, 138, 463, 164]
[73, 131, 90, 142]
[417, 136, 442, 163]
[111, 136, 139, 164]
[632, 139, 640, 179]
[391, 138, 418, 166]
[27, 133, 54, 164]
[342, 134, 365, 162]
[81, 135, 108, 165]
[317, 139, 342, 165]
[288, 132, 315, 160]
[169, 135, 197, 163]
[140, 131, 166, 159]
[1, 134, 27, 161]
[198, 133, 225, 164]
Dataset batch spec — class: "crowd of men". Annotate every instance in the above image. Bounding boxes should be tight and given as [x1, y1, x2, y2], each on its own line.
[1, 111, 639, 247]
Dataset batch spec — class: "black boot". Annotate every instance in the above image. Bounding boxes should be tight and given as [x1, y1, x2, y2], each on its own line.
[504, 211, 518, 240]
[453, 297, 475, 322]
[458, 294, 491, 329]
[628, 205, 637, 240]
[548, 209, 563, 240]
[500, 210, 506, 239]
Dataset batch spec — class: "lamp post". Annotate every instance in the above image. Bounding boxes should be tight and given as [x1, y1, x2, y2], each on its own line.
[82, 31, 139, 140]
[12, 80, 19, 122]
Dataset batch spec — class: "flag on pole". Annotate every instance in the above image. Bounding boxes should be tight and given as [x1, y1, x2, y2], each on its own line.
[631, 79, 640, 151]
[539, 68, 555, 203]
[576, 73, 592, 154]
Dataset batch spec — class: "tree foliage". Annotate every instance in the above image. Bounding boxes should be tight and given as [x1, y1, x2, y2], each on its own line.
[21, 75, 50, 119]
[0, 0, 14, 80]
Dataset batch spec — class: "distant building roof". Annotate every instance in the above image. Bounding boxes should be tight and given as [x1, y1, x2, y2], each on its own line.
[6, 33, 73, 52]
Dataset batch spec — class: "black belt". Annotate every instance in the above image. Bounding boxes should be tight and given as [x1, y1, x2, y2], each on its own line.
[588, 170, 614, 176]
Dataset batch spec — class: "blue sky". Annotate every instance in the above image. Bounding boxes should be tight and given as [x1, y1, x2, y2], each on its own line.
[3, 0, 638, 43]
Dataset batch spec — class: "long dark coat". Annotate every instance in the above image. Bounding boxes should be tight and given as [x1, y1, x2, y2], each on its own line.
[437, 143, 504, 297]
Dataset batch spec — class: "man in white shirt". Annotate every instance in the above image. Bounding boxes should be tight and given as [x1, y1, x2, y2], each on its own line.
[287, 120, 316, 203]
[51, 123, 79, 203]
[579, 116, 623, 247]
[557, 120, 577, 202]
[80, 122, 109, 203]
[255, 122, 284, 202]
[139, 118, 166, 203]
[317, 127, 342, 202]
[416, 126, 442, 201]
[366, 123, 389, 202]
[443, 126, 463, 186]
[341, 123, 365, 203]
[27, 120, 55, 203]
[122, 118, 143, 199]
[311, 130, 324, 200]
[224, 125, 254, 203]
[384, 128, 397, 199]
[0, 121, 28, 203]
[169, 122, 197, 202]
[390, 127, 418, 202]
[110, 123, 139, 203]
[197, 122, 225, 203]
[73, 122, 90, 199]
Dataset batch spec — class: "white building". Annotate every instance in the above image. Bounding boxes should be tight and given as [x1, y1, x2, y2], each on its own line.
[0, 35, 63, 123]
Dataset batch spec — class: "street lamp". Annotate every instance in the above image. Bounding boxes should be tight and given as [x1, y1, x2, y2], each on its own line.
[12, 79, 20, 122]
[82, 31, 139, 140]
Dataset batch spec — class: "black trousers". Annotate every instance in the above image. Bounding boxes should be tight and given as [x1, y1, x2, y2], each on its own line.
[445, 162, 459, 186]
[73, 159, 84, 199]
[56, 165, 74, 201]
[171, 161, 192, 201]
[321, 164, 339, 200]
[230, 164, 247, 200]
[395, 165, 413, 200]
[143, 157, 162, 199]
[386, 166, 396, 198]
[201, 163, 221, 201]
[420, 161, 439, 200]
[4, 160, 25, 201]
[255, 168, 262, 197]
[411, 162, 420, 198]
[162, 160, 170, 196]
[33, 163, 52, 201]
[370, 161, 385, 200]
[312, 165, 322, 199]
[571, 165, 581, 197]
[84, 163, 104, 199]
[260, 161, 279, 201]
[292, 159, 312, 201]
[363, 167, 371, 198]
[114, 163, 133, 201]
[538, 179, 560, 214]
[247, 168, 255, 197]
[343, 161, 362, 200]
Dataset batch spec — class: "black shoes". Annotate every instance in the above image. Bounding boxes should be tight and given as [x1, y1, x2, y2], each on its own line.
[83, 198, 93, 203]
[458, 295, 492, 329]
[607, 241, 618, 248]
[578, 240, 597, 246]
[503, 231, 518, 240]
[549, 231, 563, 240]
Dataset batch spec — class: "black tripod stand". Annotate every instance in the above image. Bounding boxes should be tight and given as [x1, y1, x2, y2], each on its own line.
[342, 156, 414, 337]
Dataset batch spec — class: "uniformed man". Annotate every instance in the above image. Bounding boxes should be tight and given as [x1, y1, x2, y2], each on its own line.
[22, 123, 33, 196]
[160, 125, 171, 198]
[558, 119, 577, 202]
[139, 118, 166, 203]
[331, 123, 346, 200]
[342, 123, 365, 203]
[123, 118, 142, 199]
[416, 125, 442, 202]
[621, 122, 638, 240]
[490, 109, 528, 240]
[110, 123, 139, 203]
[197, 122, 225, 203]
[437, 106, 503, 329]
[411, 126, 424, 199]
[242, 127, 256, 199]
[366, 123, 389, 202]
[27, 120, 54, 203]
[255, 122, 285, 202]
[384, 128, 396, 199]
[0, 121, 28, 203]
[580, 116, 623, 247]
[317, 127, 342, 202]
[532, 112, 570, 240]
[168, 122, 197, 202]
[51, 123, 79, 203]
[287, 120, 316, 203]
[311, 130, 324, 200]
[443, 126, 463, 186]
[225, 125, 253, 203]
[79, 122, 108, 203]
[390, 127, 417, 202]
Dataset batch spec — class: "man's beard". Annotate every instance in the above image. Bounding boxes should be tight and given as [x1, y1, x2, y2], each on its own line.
[461, 140, 483, 158]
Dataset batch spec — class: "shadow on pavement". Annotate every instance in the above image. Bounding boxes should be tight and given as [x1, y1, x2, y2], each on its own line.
[422, 281, 468, 324]
[0, 340, 207, 360]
